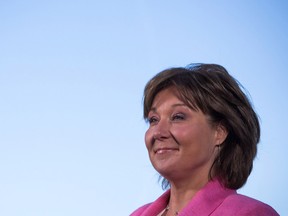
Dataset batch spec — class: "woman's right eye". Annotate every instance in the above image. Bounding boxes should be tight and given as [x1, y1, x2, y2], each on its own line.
[148, 117, 158, 124]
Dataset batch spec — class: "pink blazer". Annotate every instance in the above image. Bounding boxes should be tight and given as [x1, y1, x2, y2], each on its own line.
[130, 179, 279, 216]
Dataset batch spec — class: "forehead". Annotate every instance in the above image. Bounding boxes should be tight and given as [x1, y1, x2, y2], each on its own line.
[151, 86, 199, 112]
[149, 87, 210, 121]
[152, 87, 182, 104]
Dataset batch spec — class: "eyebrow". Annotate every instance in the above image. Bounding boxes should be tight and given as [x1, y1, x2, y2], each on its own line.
[172, 103, 187, 108]
[149, 103, 188, 112]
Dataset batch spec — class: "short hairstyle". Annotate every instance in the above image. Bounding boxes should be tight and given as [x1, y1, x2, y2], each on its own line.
[143, 63, 260, 190]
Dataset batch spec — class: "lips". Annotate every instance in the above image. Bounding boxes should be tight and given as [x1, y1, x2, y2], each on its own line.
[154, 147, 179, 154]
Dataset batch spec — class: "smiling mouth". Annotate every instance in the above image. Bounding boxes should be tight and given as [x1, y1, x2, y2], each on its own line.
[155, 148, 179, 154]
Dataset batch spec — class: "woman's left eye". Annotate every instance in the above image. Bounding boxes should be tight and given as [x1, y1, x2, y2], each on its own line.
[172, 113, 185, 121]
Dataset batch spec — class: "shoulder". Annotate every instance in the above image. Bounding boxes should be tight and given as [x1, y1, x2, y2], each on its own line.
[130, 203, 151, 216]
[216, 193, 279, 215]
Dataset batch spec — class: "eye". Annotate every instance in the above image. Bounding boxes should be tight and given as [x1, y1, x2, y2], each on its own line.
[147, 116, 159, 125]
[172, 113, 185, 121]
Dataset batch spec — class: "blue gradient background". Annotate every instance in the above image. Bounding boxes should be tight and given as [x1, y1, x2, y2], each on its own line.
[0, 1, 287, 215]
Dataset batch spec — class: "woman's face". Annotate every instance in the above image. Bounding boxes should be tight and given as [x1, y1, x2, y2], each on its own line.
[145, 87, 226, 182]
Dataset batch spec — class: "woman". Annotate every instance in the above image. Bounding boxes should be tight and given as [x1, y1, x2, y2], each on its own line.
[131, 64, 279, 216]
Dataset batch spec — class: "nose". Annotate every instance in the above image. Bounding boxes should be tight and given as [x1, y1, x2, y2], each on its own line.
[153, 119, 170, 140]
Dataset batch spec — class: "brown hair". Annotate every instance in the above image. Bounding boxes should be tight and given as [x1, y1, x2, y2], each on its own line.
[143, 63, 260, 190]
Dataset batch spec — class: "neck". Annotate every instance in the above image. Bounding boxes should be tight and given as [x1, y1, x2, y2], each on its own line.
[167, 175, 210, 214]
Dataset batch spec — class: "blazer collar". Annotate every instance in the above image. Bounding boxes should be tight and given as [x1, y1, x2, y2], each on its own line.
[181, 179, 236, 216]
[142, 179, 236, 216]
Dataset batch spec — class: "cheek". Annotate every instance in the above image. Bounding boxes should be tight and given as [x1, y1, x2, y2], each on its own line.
[172, 126, 207, 148]
[171, 126, 192, 142]
[144, 128, 152, 149]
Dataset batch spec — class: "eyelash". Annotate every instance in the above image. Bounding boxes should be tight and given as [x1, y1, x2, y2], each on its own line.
[172, 113, 185, 121]
[148, 116, 158, 124]
[147, 113, 185, 124]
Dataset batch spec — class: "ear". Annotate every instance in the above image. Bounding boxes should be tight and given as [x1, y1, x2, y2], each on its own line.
[214, 123, 228, 146]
